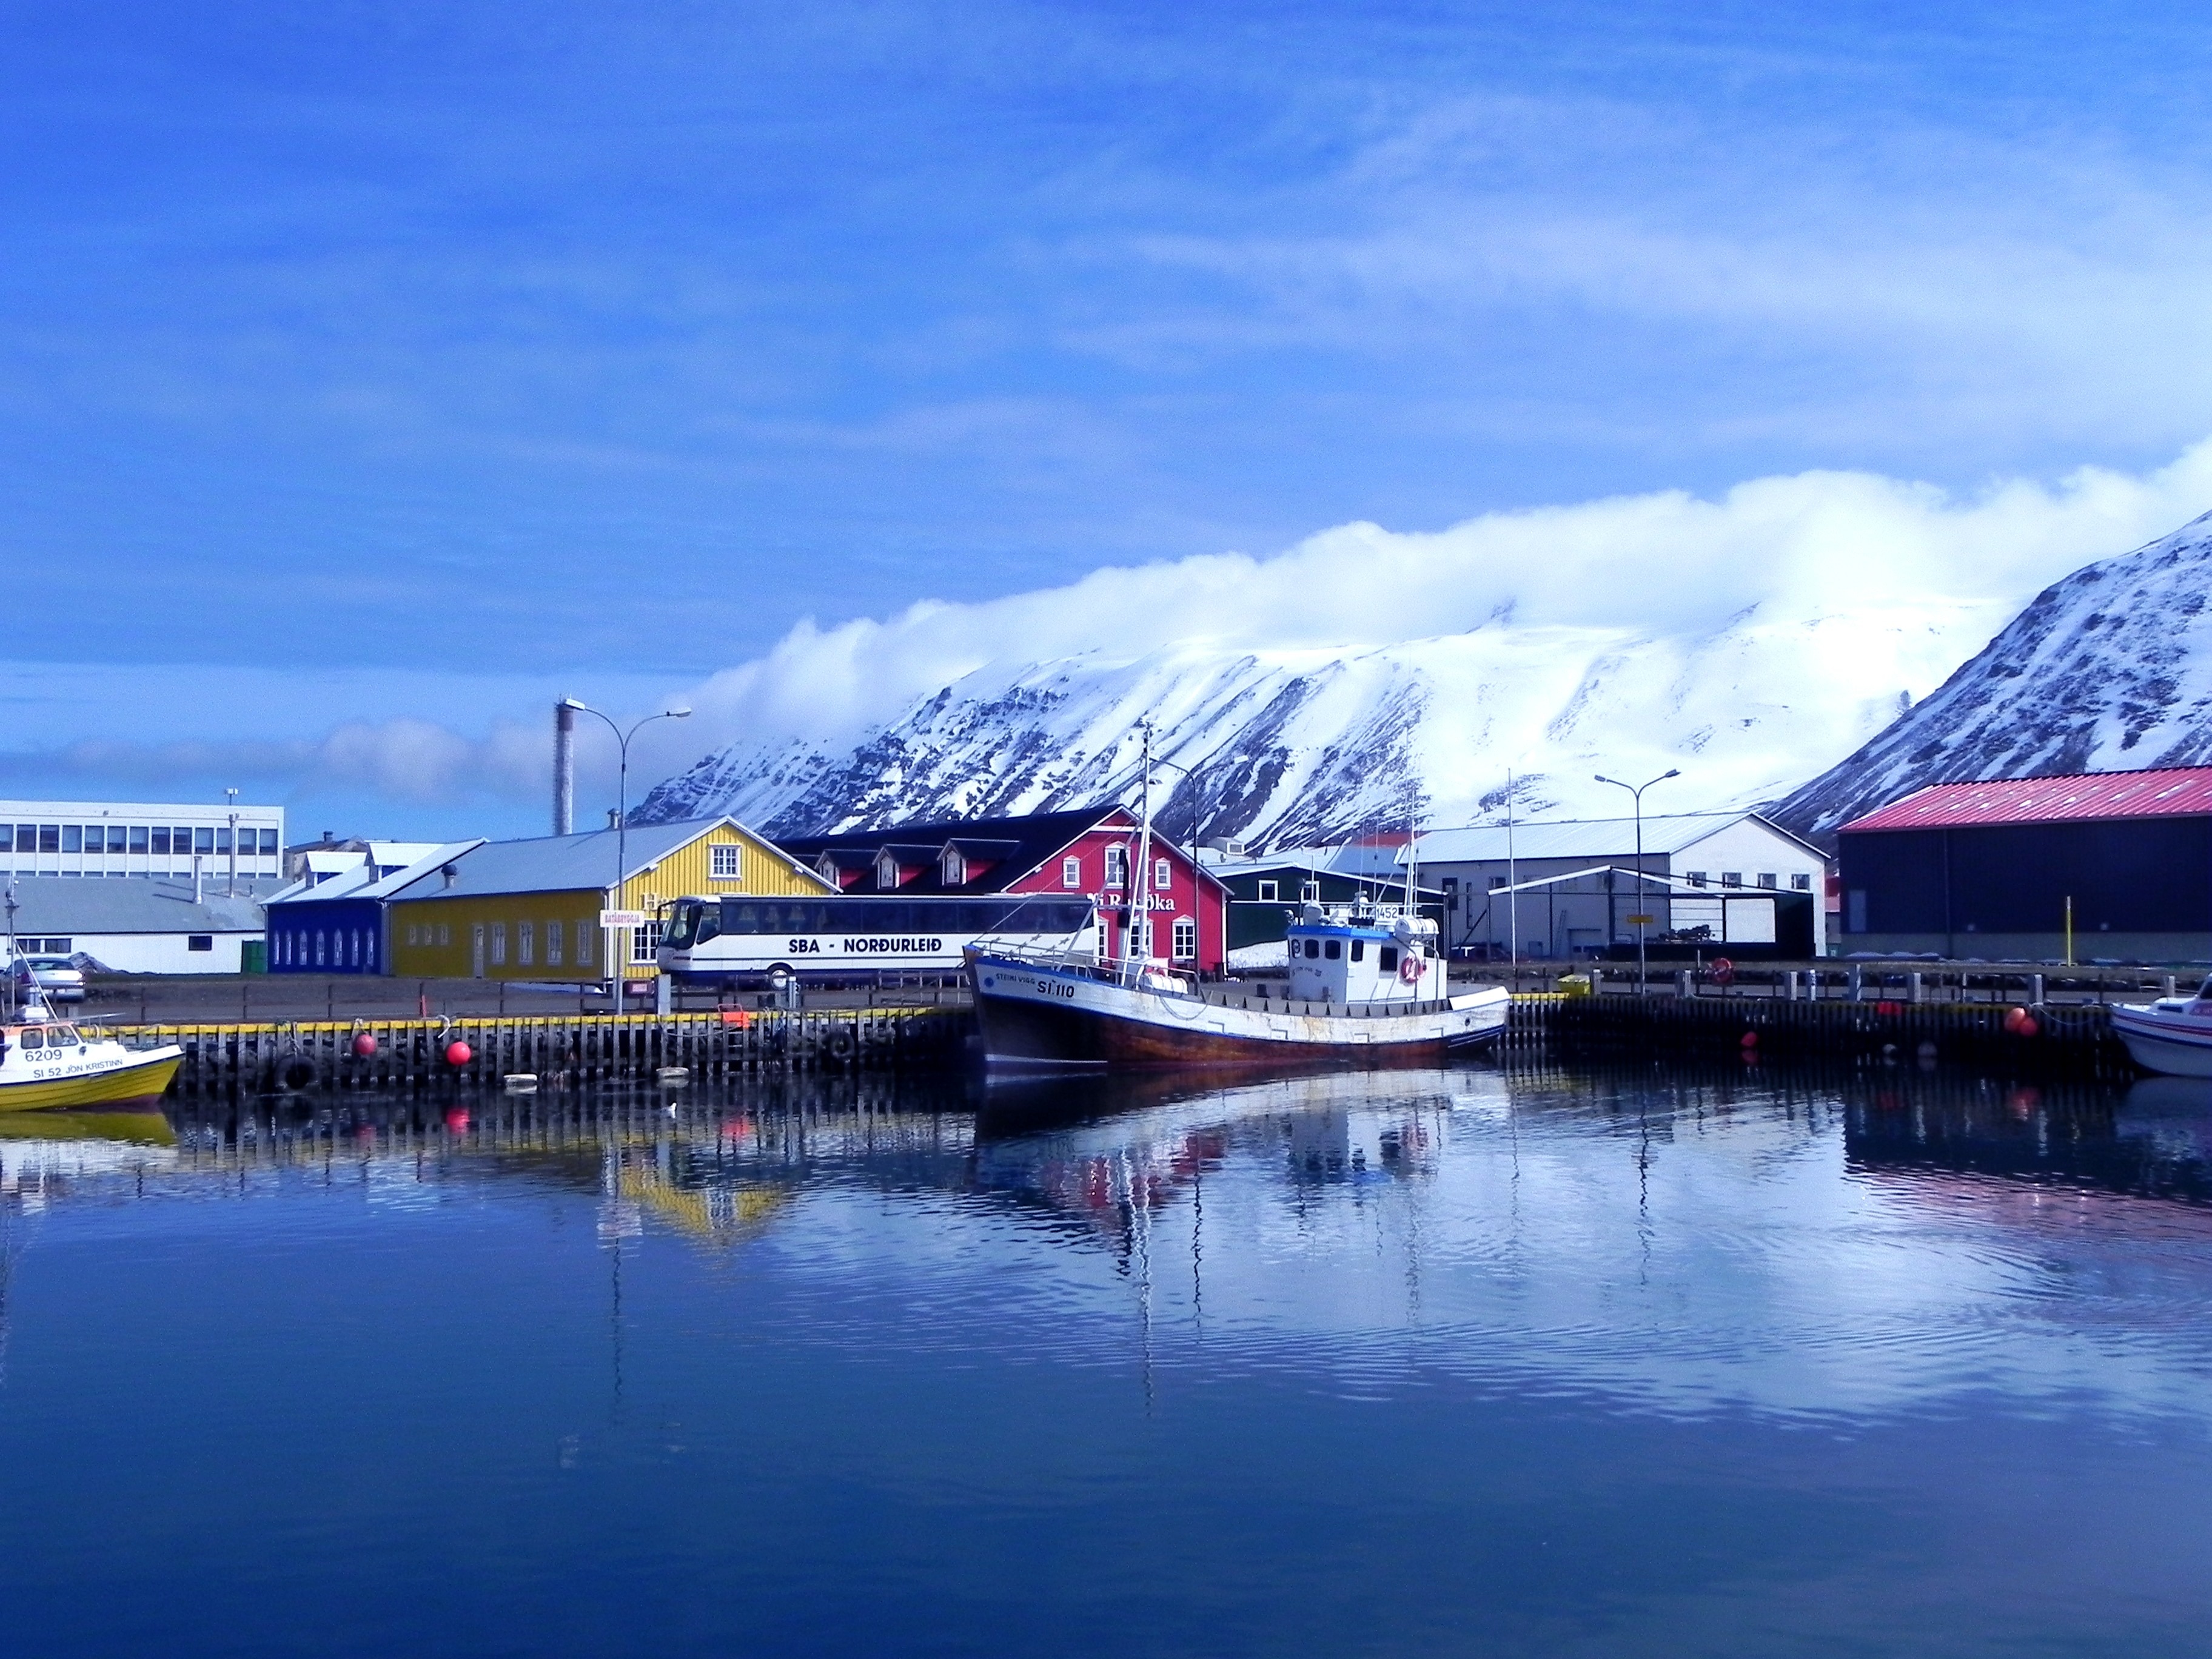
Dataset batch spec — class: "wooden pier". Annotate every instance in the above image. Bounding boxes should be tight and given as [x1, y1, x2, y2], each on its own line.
[124, 1006, 973, 1095]
[1506, 987, 2135, 1078]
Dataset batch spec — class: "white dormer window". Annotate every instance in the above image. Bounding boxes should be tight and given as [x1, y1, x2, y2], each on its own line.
[1062, 856, 1081, 889]
[1105, 845, 1128, 888]
[816, 853, 839, 882]
[1154, 857, 1171, 890]
[877, 851, 900, 890]
[941, 846, 966, 885]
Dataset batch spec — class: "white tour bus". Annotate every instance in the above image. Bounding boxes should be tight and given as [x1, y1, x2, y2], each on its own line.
[659, 892, 1098, 989]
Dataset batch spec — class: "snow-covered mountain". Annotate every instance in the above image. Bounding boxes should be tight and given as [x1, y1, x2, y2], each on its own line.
[635, 590, 1988, 845]
[1772, 511, 2212, 839]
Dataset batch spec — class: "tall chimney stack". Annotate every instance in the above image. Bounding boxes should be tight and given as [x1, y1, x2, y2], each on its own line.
[553, 699, 576, 836]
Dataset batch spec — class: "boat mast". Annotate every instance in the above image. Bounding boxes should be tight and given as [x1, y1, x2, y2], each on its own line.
[2, 882, 16, 1020]
[1125, 722, 1155, 982]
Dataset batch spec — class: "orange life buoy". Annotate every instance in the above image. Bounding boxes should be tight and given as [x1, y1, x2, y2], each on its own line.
[1399, 953, 1423, 985]
[1711, 957, 1735, 987]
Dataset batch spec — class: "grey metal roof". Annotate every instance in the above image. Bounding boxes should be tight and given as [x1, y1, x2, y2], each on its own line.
[1412, 812, 1818, 865]
[2, 876, 268, 935]
[383, 819, 790, 902]
[267, 841, 486, 908]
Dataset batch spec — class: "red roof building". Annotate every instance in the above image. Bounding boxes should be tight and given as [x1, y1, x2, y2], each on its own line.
[1836, 766, 2212, 961]
[776, 805, 1231, 973]
[1840, 768, 2212, 833]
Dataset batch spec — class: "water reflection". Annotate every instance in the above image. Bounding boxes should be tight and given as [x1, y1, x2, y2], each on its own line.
[10, 1061, 2212, 1656]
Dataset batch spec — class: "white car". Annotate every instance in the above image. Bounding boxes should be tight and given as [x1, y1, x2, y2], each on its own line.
[9, 956, 86, 1003]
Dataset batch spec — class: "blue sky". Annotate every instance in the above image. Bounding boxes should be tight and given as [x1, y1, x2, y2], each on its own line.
[8, 1, 2212, 836]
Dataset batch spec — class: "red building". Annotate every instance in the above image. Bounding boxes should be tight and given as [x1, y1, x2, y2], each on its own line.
[774, 805, 1230, 973]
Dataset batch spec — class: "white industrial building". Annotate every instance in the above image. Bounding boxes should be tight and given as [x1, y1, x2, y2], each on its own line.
[0, 797, 284, 883]
[2, 877, 272, 974]
[1409, 812, 1832, 960]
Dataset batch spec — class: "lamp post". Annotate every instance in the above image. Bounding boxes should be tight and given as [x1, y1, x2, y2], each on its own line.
[1594, 768, 1680, 993]
[561, 699, 692, 1013]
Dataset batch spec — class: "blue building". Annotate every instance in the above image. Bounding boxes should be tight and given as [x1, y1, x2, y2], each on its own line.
[264, 840, 480, 975]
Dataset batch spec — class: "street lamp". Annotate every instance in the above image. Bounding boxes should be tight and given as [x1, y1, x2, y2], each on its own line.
[1594, 768, 1680, 993]
[562, 699, 692, 1012]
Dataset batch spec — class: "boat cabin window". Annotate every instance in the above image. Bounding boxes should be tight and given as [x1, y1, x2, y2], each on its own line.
[1350, 940, 1364, 962]
[18, 1028, 41, 1050]
[1379, 946, 1399, 973]
[50, 1025, 77, 1045]
[1302, 939, 1319, 959]
[1324, 939, 1342, 960]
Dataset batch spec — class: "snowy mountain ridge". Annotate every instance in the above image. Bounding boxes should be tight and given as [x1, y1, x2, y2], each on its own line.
[1774, 510, 2212, 837]
[637, 591, 1991, 845]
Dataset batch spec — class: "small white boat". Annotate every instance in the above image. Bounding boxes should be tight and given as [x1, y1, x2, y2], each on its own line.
[0, 1011, 183, 1113]
[2110, 978, 2212, 1078]
[1, 899, 182, 1113]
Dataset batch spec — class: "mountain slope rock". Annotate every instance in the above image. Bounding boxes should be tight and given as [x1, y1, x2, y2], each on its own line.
[1774, 511, 2212, 838]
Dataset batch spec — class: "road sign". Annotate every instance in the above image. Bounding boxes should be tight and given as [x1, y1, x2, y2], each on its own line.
[599, 909, 646, 928]
[1626, 913, 1656, 926]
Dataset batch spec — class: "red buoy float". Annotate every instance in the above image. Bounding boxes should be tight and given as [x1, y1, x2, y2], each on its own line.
[1711, 957, 1735, 987]
[352, 1031, 378, 1059]
[445, 1039, 472, 1067]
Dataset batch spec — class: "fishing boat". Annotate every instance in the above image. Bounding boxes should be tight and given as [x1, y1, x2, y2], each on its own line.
[967, 728, 1509, 1070]
[1, 889, 182, 1113]
[2110, 977, 2212, 1078]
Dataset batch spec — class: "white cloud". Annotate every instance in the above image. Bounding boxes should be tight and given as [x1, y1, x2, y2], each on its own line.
[672, 438, 2212, 777]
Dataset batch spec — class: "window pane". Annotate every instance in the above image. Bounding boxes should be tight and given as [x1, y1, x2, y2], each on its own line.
[216, 828, 232, 854]
[129, 825, 149, 854]
[61, 826, 81, 853]
[171, 827, 190, 853]
[151, 828, 170, 855]
[194, 828, 213, 854]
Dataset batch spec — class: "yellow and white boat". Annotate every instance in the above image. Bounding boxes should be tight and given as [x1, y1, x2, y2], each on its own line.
[0, 1017, 183, 1113]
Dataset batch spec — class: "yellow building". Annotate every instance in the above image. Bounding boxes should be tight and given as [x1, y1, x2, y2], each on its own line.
[385, 816, 831, 984]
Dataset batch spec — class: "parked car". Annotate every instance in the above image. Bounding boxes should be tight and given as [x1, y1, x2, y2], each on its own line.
[8, 956, 85, 1003]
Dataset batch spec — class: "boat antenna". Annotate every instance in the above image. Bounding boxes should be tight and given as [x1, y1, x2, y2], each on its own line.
[2, 882, 13, 1020]
[1125, 722, 1156, 985]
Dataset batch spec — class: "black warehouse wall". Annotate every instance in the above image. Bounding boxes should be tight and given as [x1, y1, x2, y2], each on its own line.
[1840, 817, 2212, 936]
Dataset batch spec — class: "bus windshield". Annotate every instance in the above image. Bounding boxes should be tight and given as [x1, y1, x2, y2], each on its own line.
[663, 900, 716, 950]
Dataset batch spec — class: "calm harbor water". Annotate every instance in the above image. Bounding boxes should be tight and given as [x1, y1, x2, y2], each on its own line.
[6, 1061, 2212, 1657]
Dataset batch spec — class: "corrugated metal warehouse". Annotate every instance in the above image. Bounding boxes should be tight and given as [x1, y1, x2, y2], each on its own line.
[1412, 812, 1829, 960]
[1837, 766, 2212, 962]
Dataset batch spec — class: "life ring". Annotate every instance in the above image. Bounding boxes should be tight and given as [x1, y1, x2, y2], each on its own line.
[1399, 954, 1423, 985]
[1711, 957, 1735, 987]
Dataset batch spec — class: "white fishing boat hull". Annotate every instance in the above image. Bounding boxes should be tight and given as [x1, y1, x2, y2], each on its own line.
[969, 954, 1510, 1070]
[2110, 1001, 2212, 1079]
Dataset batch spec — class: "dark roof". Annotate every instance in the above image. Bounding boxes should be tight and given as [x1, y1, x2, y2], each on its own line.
[776, 806, 1128, 896]
[1842, 767, 2212, 833]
